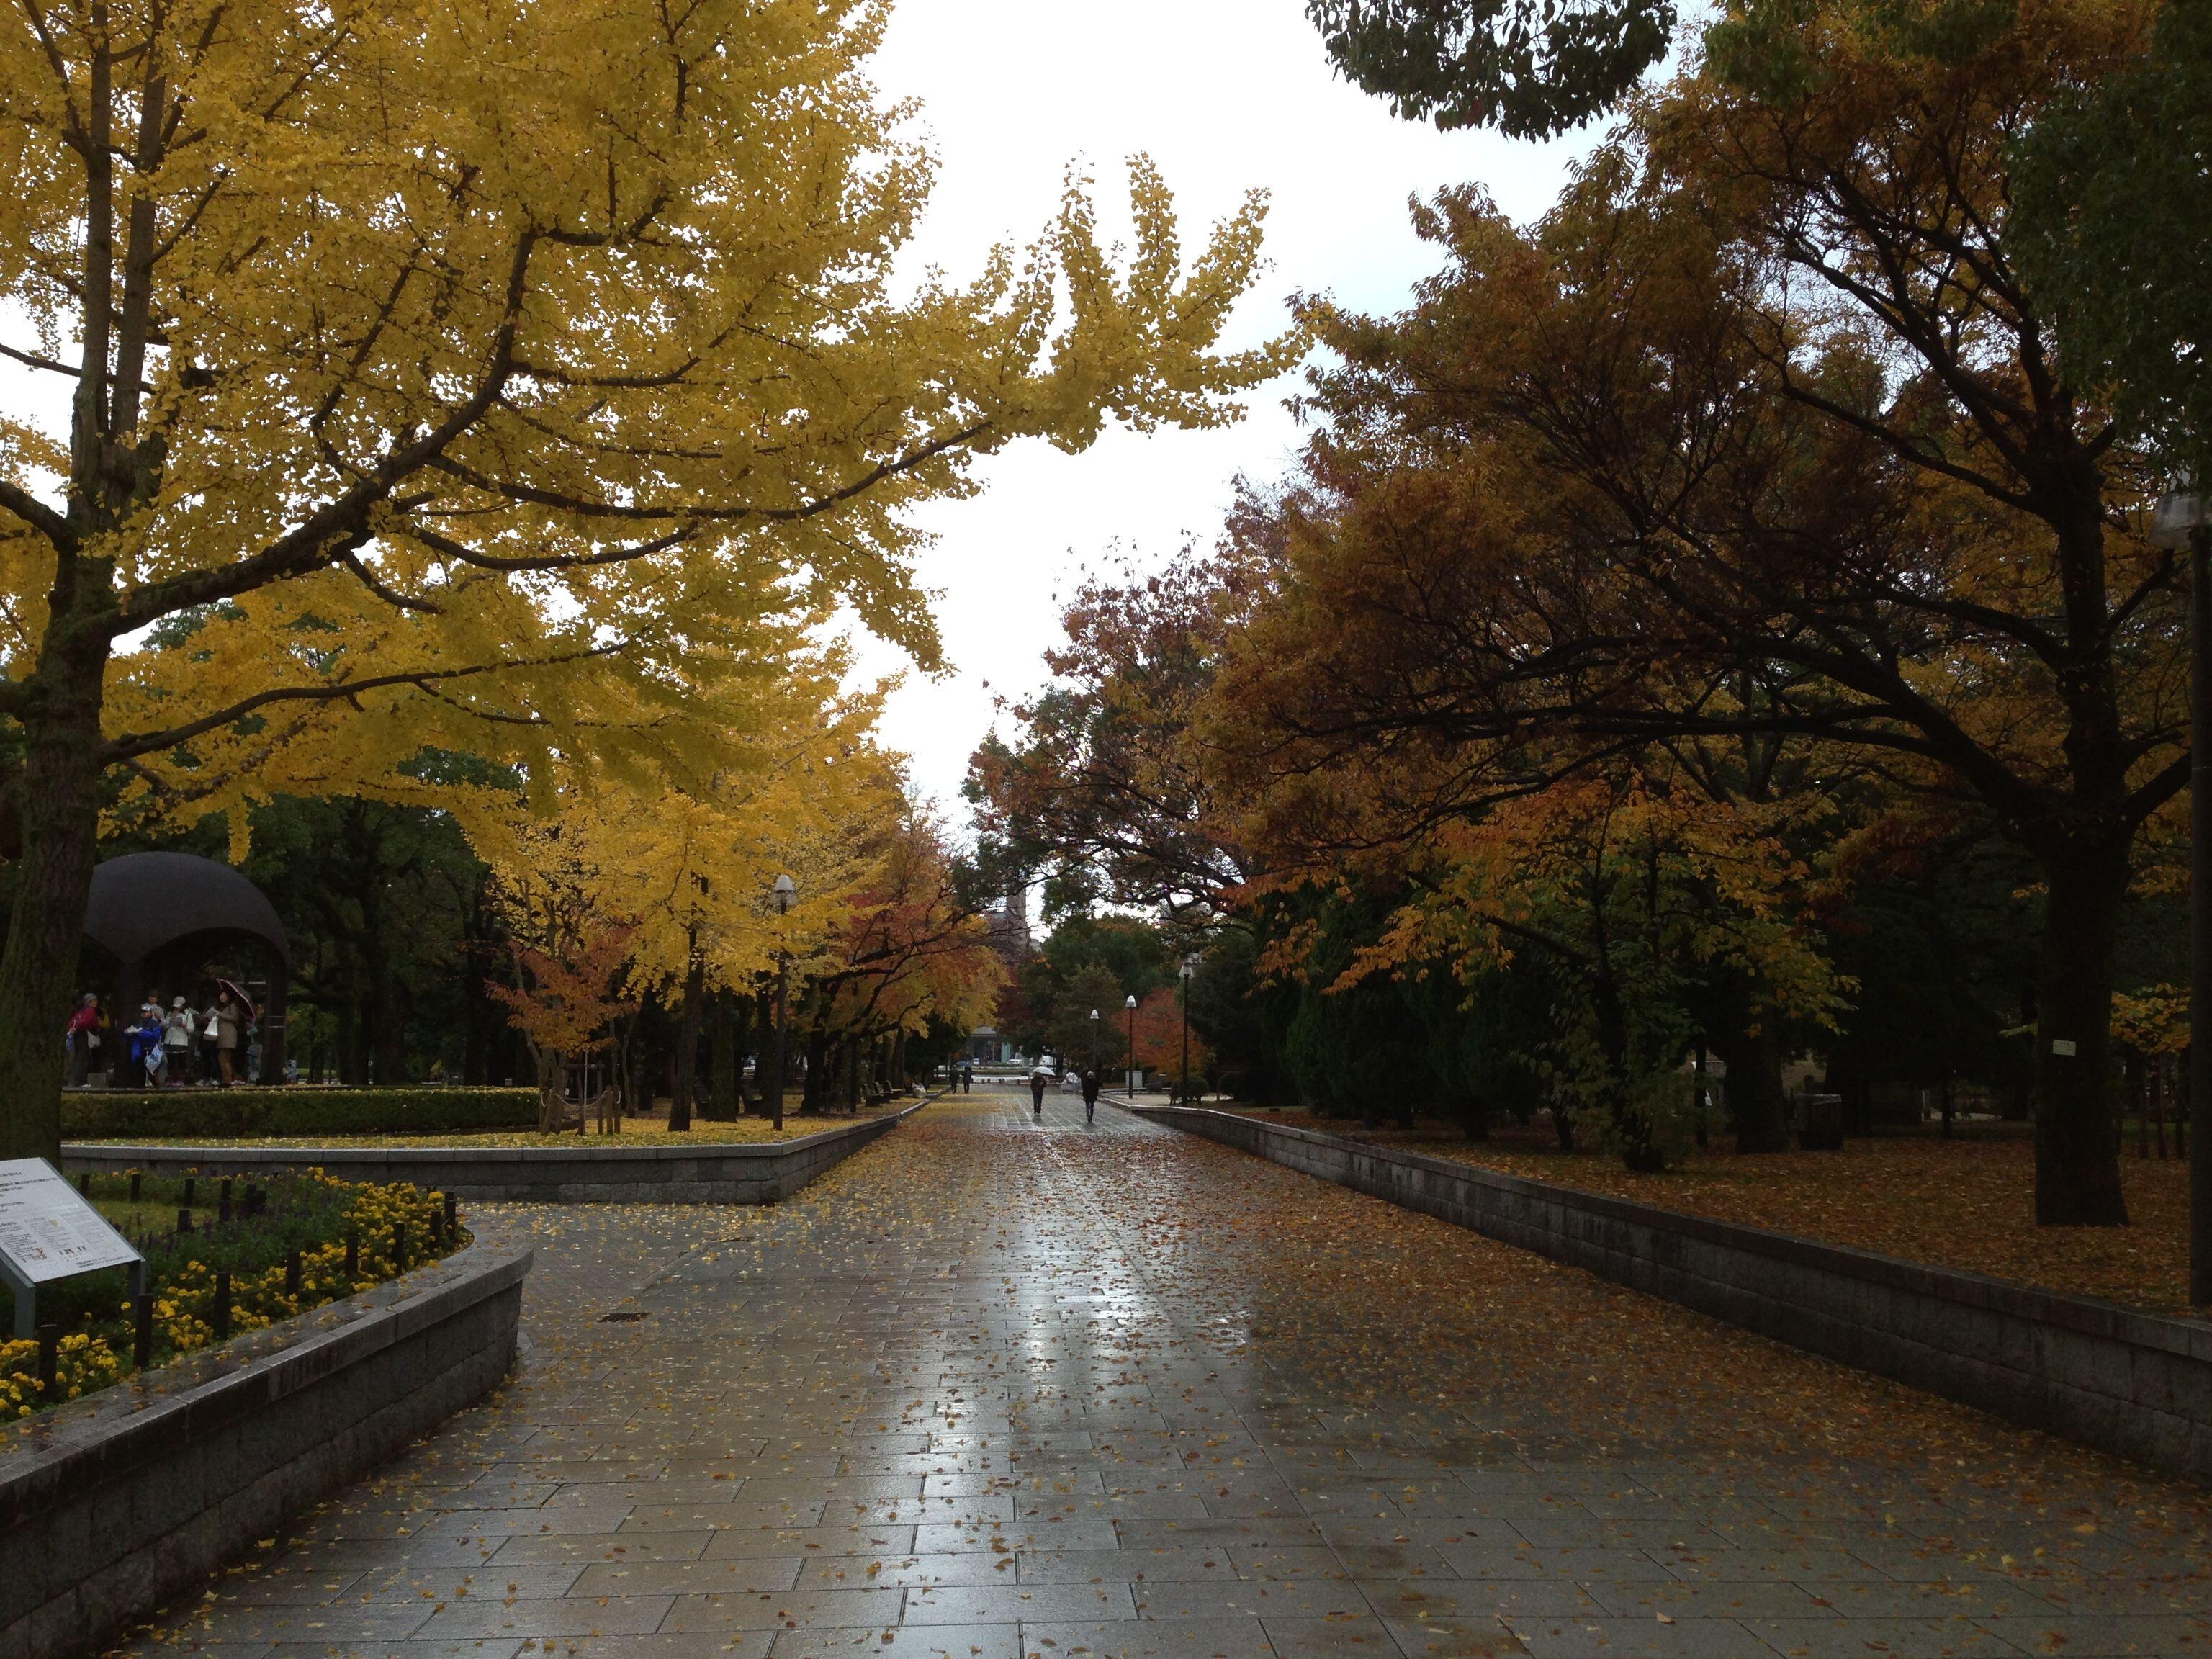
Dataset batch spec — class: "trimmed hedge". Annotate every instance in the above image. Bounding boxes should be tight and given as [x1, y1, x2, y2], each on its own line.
[62, 1087, 540, 1139]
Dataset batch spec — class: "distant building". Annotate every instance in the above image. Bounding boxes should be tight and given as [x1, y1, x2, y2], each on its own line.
[984, 885, 1033, 965]
[964, 888, 1035, 1066]
[963, 1026, 1023, 1066]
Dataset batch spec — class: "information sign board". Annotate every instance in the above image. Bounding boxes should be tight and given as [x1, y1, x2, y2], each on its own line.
[0, 1157, 140, 1285]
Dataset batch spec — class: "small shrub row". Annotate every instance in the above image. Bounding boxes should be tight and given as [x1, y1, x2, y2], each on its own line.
[62, 1086, 539, 1139]
[0, 1170, 467, 1419]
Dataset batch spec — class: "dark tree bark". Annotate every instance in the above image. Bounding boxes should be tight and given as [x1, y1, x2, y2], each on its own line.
[801, 1025, 832, 1112]
[670, 946, 704, 1133]
[0, 639, 107, 1160]
[1709, 1026, 1790, 1156]
[2032, 833, 2132, 1223]
[706, 992, 745, 1120]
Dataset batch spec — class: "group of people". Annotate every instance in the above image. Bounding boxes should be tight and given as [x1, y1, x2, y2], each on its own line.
[1031, 1065, 1102, 1123]
[65, 986, 251, 1088]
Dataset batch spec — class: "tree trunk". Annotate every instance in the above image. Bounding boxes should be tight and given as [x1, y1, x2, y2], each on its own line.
[2033, 835, 2131, 1225]
[801, 1025, 832, 1112]
[0, 650, 107, 1161]
[534, 1046, 567, 1133]
[670, 952, 704, 1133]
[1712, 1025, 1790, 1154]
[706, 992, 743, 1120]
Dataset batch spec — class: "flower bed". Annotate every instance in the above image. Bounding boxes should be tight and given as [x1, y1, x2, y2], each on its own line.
[0, 1169, 467, 1418]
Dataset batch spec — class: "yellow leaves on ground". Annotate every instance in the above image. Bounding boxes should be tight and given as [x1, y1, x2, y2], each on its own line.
[1231, 1108, 2198, 1316]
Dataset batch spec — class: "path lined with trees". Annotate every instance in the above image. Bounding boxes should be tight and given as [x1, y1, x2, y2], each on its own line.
[974, 0, 2207, 1244]
[107, 1094, 2212, 1659]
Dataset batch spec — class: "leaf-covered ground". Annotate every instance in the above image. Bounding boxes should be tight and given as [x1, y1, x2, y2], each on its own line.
[1216, 1109, 2198, 1316]
[106, 1090, 2212, 1659]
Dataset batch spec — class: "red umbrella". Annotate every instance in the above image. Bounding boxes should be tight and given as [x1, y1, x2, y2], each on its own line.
[217, 977, 258, 1023]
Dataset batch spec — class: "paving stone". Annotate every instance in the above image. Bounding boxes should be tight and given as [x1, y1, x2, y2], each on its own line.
[902, 1581, 1138, 1623]
[104, 1095, 2212, 1659]
[1502, 1616, 1772, 1659]
[1260, 1613, 1404, 1656]
[1130, 1577, 1370, 1621]
[1020, 1547, 1238, 1585]
[769, 1626, 1018, 1659]
[516, 1639, 774, 1659]
[1015, 1619, 1272, 1659]
[570, 1560, 806, 1597]
[793, 1553, 1012, 1589]
[660, 1588, 907, 1631]
[1967, 1616, 2212, 1655]
[414, 1596, 676, 1639]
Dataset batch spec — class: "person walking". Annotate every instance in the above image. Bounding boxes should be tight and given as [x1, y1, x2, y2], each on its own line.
[1079, 1066, 1101, 1125]
[1030, 1066, 1048, 1120]
[161, 996, 197, 1086]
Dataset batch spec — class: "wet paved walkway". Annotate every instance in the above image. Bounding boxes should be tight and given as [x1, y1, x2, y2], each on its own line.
[120, 1092, 2212, 1659]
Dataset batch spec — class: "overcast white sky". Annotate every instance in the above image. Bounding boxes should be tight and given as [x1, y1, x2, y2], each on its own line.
[862, 0, 1587, 817]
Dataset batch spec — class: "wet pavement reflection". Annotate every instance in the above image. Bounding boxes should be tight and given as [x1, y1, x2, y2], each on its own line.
[113, 1089, 2212, 1659]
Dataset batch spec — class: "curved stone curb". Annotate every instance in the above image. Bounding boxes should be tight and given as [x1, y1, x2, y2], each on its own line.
[1132, 1104, 2212, 1484]
[0, 1239, 531, 1659]
[63, 1093, 937, 1202]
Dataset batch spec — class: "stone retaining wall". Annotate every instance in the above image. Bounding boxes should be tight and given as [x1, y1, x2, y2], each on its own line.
[1132, 1105, 2212, 1483]
[64, 1097, 930, 1202]
[0, 1241, 529, 1659]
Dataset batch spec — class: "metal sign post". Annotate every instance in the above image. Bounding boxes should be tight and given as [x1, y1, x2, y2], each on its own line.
[0, 1158, 146, 1338]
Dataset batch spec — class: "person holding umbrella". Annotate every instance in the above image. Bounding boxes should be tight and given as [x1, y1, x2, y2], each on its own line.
[205, 986, 247, 1086]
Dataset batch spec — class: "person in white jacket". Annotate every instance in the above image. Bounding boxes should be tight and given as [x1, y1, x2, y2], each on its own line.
[161, 997, 197, 1087]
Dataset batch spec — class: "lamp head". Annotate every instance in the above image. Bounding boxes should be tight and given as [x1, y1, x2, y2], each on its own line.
[1125, 994, 1138, 1009]
[1089, 1008, 1100, 1021]
[773, 873, 796, 912]
[2152, 482, 2207, 549]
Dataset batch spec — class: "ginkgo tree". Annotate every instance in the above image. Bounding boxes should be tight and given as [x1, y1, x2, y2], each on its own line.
[789, 801, 1003, 1113]
[0, 0, 1292, 1158]
[475, 661, 999, 1133]
[471, 642, 884, 1124]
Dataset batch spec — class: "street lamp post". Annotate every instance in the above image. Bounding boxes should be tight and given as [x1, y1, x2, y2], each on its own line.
[770, 873, 796, 1135]
[2153, 486, 2211, 1306]
[1089, 1007, 1100, 1082]
[1125, 994, 1138, 1098]
[1179, 957, 1195, 1105]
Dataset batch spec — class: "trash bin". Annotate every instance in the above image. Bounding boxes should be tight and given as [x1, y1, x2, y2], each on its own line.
[1797, 1092, 1845, 1151]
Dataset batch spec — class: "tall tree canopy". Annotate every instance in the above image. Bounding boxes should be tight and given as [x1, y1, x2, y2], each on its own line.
[1304, 0, 1676, 138]
[0, 0, 1289, 1157]
[2013, 0, 2212, 475]
[981, 0, 2186, 1212]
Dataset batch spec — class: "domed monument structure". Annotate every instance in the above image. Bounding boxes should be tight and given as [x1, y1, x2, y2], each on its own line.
[81, 851, 291, 1083]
